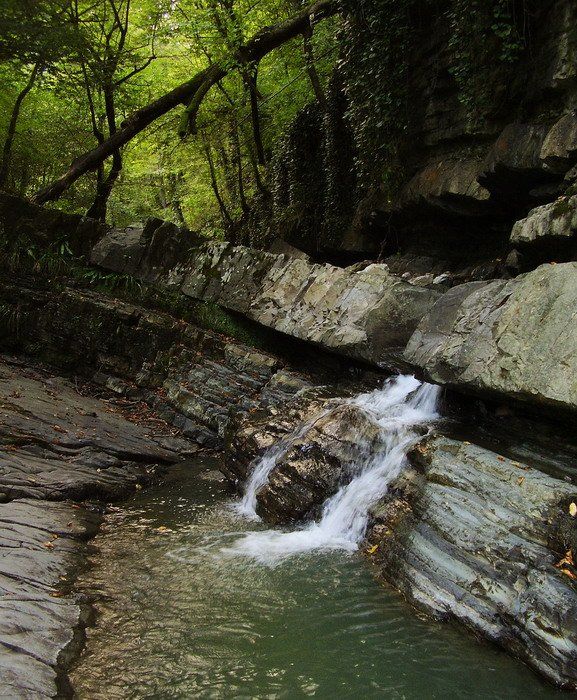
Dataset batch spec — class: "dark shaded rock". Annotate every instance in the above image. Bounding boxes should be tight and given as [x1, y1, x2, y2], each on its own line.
[224, 387, 342, 486]
[396, 158, 491, 218]
[0, 193, 106, 259]
[256, 404, 384, 524]
[90, 218, 202, 283]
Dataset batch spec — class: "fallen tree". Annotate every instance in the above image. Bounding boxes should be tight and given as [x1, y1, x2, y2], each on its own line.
[34, 0, 337, 205]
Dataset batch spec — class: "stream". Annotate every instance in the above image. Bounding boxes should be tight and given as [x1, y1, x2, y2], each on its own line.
[70, 378, 564, 698]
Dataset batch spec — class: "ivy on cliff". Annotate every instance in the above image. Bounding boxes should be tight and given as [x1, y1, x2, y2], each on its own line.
[447, 0, 532, 114]
[337, 0, 413, 195]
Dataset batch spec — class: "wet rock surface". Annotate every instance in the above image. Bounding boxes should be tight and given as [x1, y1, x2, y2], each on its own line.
[256, 404, 384, 524]
[0, 499, 100, 699]
[0, 355, 197, 697]
[369, 436, 577, 689]
[229, 391, 577, 688]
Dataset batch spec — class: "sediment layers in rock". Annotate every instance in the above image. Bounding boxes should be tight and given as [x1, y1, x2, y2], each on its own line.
[404, 262, 577, 414]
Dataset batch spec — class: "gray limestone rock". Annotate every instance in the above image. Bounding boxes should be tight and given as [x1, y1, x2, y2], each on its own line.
[179, 243, 440, 365]
[404, 263, 577, 413]
[511, 195, 577, 244]
[256, 404, 384, 524]
[0, 499, 100, 698]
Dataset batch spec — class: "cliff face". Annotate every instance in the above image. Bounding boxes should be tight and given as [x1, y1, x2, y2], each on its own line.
[252, 0, 577, 268]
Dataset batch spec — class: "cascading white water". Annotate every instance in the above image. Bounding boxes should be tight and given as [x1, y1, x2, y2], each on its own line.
[224, 375, 440, 564]
[233, 408, 332, 520]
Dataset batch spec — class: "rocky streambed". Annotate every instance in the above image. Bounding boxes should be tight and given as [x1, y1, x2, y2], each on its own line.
[2, 195, 577, 696]
[1, 339, 576, 696]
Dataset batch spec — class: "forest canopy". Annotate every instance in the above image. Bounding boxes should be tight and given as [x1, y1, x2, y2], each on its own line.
[0, 0, 339, 232]
[0, 0, 533, 240]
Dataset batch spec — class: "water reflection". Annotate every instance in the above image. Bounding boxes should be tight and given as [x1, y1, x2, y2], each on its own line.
[70, 459, 562, 699]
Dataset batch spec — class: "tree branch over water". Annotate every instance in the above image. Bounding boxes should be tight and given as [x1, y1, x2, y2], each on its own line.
[33, 0, 337, 204]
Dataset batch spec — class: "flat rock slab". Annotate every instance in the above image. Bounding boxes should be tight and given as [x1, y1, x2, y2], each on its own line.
[0, 499, 100, 698]
[0, 356, 197, 698]
[0, 357, 193, 501]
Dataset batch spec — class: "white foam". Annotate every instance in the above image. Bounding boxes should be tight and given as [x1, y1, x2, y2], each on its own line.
[224, 375, 440, 565]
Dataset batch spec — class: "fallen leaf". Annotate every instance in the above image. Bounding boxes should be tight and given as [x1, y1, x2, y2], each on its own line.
[367, 544, 379, 555]
[42, 541, 55, 550]
[556, 550, 574, 568]
[569, 502, 577, 517]
[517, 477, 525, 486]
[560, 568, 577, 581]
[497, 456, 505, 462]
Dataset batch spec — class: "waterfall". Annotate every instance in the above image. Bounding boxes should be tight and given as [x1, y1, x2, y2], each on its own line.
[234, 408, 332, 520]
[224, 375, 440, 564]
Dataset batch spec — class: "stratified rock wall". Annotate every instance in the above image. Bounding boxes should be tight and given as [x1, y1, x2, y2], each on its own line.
[404, 263, 577, 413]
[371, 436, 577, 689]
[90, 236, 441, 366]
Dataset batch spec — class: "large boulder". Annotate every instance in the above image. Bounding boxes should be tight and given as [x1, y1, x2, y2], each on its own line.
[256, 404, 384, 524]
[179, 243, 441, 365]
[511, 195, 577, 244]
[370, 436, 577, 689]
[404, 263, 577, 413]
[90, 218, 201, 282]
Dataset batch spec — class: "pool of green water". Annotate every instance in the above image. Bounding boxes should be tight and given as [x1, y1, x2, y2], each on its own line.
[70, 459, 563, 699]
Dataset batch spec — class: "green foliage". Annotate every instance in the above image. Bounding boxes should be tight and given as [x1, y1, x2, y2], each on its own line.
[0, 0, 536, 243]
[446, 0, 530, 114]
[0, 0, 81, 64]
[0, 0, 340, 231]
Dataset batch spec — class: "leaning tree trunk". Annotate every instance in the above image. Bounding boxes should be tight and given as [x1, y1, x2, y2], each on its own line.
[33, 0, 337, 205]
[0, 62, 41, 190]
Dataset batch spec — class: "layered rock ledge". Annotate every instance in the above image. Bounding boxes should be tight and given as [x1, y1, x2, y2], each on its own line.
[372, 436, 577, 689]
[91, 234, 441, 366]
[227, 398, 577, 689]
[404, 262, 577, 414]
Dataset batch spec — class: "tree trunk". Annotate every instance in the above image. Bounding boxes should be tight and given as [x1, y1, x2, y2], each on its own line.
[86, 84, 122, 221]
[231, 123, 250, 214]
[203, 140, 233, 225]
[303, 31, 327, 108]
[245, 66, 266, 165]
[0, 62, 41, 190]
[33, 0, 337, 204]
